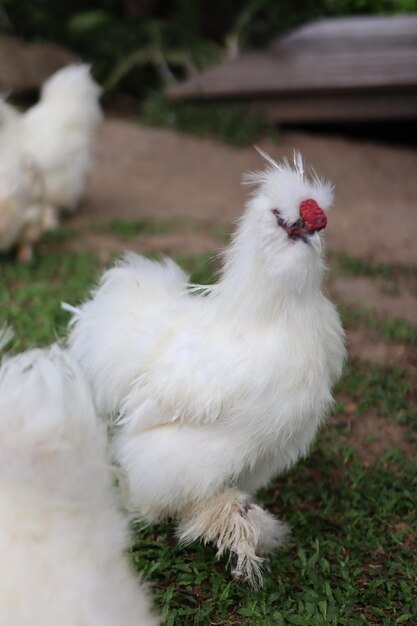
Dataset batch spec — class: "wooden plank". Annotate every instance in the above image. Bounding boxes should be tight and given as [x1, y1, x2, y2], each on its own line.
[277, 15, 417, 50]
[168, 15, 417, 101]
[252, 90, 417, 123]
[169, 49, 417, 98]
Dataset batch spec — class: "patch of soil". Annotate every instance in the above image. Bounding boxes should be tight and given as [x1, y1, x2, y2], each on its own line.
[330, 412, 415, 464]
[329, 274, 417, 326]
[77, 119, 417, 266]
[64, 229, 222, 265]
[346, 327, 416, 374]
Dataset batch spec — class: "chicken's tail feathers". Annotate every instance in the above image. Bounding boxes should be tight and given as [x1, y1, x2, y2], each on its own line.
[40, 64, 102, 130]
[116, 252, 190, 295]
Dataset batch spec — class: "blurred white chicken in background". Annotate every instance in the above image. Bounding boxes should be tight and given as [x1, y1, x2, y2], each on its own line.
[67, 153, 346, 585]
[0, 335, 159, 626]
[0, 64, 102, 211]
[0, 97, 20, 138]
[0, 155, 57, 261]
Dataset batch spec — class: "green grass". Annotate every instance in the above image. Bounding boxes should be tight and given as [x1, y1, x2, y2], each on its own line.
[141, 95, 273, 146]
[132, 448, 417, 625]
[103, 218, 174, 238]
[2, 244, 416, 625]
[1, 252, 98, 350]
[172, 251, 220, 285]
[334, 253, 400, 280]
[334, 253, 417, 299]
[338, 303, 417, 346]
[211, 224, 231, 242]
[336, 360, 417, 429]
[92, 217, 231, 242]
[41, 226, 80, 244]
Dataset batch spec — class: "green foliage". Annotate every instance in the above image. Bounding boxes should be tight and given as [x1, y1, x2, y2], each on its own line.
[323, 0, 417, 14]
[68, 9, 111, 36]
[142, 95, 271, 146]
[2, 0, 416, 97]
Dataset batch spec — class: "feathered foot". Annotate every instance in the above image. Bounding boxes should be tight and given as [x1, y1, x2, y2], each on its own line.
[177, 489, 290, 587]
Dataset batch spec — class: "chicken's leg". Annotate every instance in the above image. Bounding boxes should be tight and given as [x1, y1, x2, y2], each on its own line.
[177, 488, 290, 587]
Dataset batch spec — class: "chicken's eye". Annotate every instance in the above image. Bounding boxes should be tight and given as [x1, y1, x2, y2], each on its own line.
[271, 208, 286, 229]
[292, 218, 305, 229]
[271, 209, 310, 243]
[271, 209, 304, 231]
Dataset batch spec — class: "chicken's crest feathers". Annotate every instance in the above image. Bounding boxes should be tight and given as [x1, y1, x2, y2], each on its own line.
[293, 150, 304, 177]
[217, 151, 335, 301]
[244, 149, 332, 209]
[253, 146, 280, 170]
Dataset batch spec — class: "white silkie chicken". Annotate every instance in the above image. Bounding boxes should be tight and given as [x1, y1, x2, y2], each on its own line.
[0, 97, 21, 134]
[67, 152, 346, 585]
[0, 64, 102, 210]
[0, 155, 57, 260]
[0, 336, 159, 626]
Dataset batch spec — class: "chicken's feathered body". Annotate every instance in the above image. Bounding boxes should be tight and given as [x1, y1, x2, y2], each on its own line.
[0, 339, 158, 626]
[71, 254, 342, 515]
[0, 64, 102, 210]
[68, 154, 346, 583]
[0, 156, 56, 259]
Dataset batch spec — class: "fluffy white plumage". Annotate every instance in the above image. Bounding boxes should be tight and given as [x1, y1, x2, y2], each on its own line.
[0, 155, 57, 259]
[0, 64, 102, 210]
[0, 339, 158, 626]
[67, 153, 346, 583]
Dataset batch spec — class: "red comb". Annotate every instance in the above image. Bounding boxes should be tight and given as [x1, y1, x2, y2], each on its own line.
[300, 199, 327, 233]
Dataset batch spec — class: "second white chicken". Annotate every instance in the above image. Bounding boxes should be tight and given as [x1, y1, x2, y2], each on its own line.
[0, 64, 102, 211]
[0, 338, 158, 626]
[0, 155, 57, 260]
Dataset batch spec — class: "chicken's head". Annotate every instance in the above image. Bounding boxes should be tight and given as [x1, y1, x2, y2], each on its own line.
[240, 150, 334, 292]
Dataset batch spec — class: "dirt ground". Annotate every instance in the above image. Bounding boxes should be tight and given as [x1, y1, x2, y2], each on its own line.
[78, 119, 417, 264]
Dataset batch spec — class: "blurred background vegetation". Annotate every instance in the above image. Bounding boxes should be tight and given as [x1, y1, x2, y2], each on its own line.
[1, 0, 416, 99]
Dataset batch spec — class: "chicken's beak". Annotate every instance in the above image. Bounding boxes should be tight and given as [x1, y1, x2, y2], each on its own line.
[307, 232, 322, 254]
